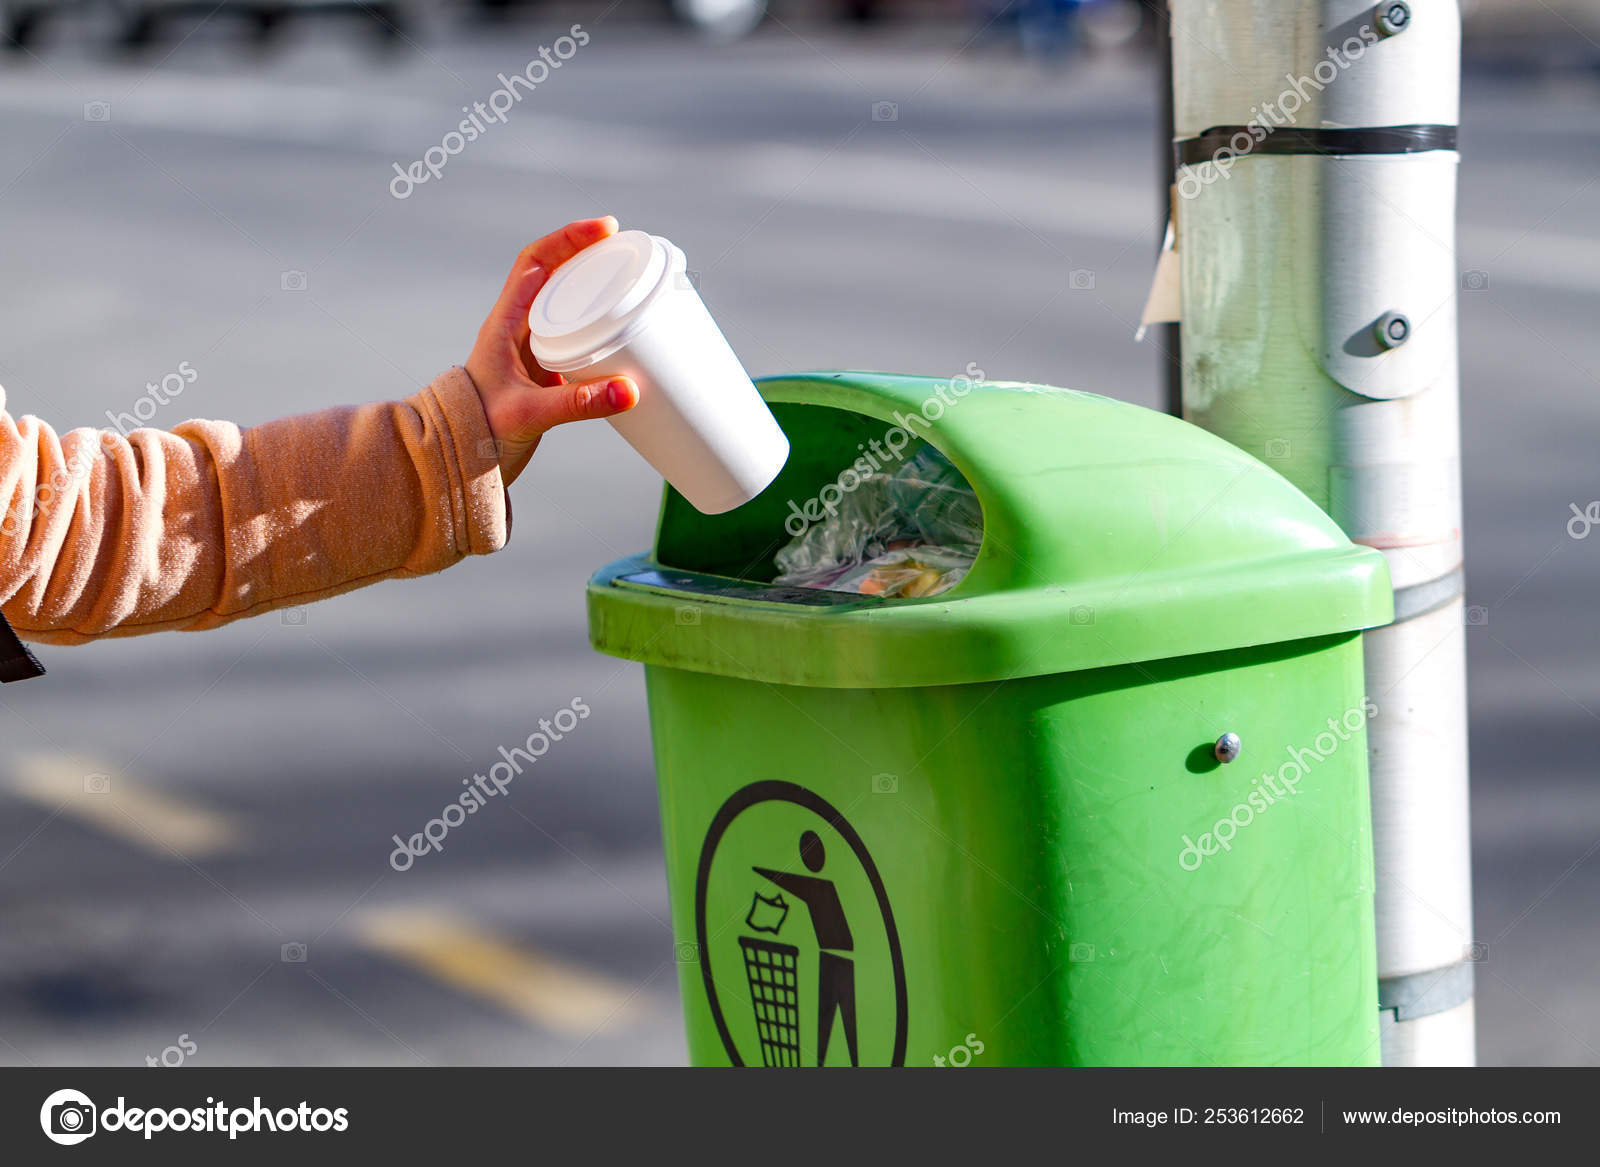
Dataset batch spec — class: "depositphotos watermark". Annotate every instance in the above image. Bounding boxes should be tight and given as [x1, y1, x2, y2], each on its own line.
[783, 362, 985, 537]
[390, 24, 589, 199]
[1177, 22, 1386, 201]
[4, 361, 202, 537]
[1178, 698, 1378, 871]
[145, 1033, 197, 1068]
[1, 446, 93, 539]
[1567, 501, 1600, 540]
[932, 1032, 985, 1067]
[389, 698, 591, 870]
[40, 1088, 348, 1145]
[104, 360, 198, 435]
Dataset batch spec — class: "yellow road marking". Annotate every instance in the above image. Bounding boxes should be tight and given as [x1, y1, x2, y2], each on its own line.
[357, 908, 643, 1037]
[9, 753, 241, 859]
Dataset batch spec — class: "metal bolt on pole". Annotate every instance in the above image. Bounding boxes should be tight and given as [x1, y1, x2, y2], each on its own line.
[1165, 0, 1474, 1065]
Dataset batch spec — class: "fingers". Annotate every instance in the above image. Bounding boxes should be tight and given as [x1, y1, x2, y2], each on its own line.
[483, 217, 620, 387]
[492, 262, 547, 344]
[526, 216, 618, 273]
[488, 216, 618, 330]
[500, 264, 553, 384]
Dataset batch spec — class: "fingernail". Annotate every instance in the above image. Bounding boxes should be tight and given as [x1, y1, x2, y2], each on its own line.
[606, 379, 633, 409]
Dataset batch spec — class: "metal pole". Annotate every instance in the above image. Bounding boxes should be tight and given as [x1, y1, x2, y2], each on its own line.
[1156, 0, 1182, 417]
[1167, 0, 1474, 1065]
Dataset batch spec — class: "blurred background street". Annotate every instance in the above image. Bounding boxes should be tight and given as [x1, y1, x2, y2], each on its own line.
[0, 2, 1595, 1066]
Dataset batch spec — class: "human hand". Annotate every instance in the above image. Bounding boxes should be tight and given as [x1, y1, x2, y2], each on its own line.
[464, 216, 640, 486]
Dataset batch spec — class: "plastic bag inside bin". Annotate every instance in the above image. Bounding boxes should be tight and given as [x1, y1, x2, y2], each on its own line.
[774, 444, 981, 598]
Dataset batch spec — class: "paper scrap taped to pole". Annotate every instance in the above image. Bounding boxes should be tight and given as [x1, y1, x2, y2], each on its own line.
[1137, 218, 1181, 341]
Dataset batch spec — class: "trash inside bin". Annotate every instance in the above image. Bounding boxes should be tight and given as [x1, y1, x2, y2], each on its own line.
[588, 371, 1393, 1066]
[773, 443, 980, 598]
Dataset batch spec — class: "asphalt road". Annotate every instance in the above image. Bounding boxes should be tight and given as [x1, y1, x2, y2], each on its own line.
[0, 14, 1596, 1066]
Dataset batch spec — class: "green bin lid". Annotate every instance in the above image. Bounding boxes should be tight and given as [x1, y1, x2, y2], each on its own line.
[587, 372, 1392, 688]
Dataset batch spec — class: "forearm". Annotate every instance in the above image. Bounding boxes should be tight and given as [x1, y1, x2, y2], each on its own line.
[0, 367, 506, 644]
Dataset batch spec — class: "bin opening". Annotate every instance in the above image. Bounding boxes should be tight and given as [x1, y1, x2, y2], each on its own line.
[613, 567, 877, 608]
[653, 401, 984, 600]
[592, 371, 1396, 690]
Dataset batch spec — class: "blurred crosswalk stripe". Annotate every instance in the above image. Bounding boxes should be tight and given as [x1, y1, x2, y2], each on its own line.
[9, 753, 241, 859]
[356, 908, 644, 1037]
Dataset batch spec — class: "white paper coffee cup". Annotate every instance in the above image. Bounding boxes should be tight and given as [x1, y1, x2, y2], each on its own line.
[527, 230, 790, 514]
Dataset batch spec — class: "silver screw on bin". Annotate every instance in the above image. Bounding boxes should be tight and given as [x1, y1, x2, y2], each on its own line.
[1376, 1, 1411, 37]
[1374, 311, 1411, 349]
[1214, 732, 1242, 764]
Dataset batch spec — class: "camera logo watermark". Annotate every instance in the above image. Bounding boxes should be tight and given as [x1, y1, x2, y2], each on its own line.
[389, 697, 591, 870]
[1178, 698, 1378, 870]
[42, 1089, 97, 1145]
[783, 363, 985, 538]
[390, 25, 589, 199]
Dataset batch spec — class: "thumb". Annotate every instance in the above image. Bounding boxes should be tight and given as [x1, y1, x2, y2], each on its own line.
[518, 375, 639, 438]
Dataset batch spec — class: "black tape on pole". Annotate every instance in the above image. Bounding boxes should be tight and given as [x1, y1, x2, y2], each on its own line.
[1175, 123, 1459, 169]
[0, 613, 44, 683]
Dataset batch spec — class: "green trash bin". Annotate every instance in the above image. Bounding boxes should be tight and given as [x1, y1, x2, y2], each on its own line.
[588, 372, 1392, 1067]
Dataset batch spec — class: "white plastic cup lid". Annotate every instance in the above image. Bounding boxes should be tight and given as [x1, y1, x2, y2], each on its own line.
[527, 230, 681, 372]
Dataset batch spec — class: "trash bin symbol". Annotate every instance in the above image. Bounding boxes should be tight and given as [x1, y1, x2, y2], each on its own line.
[738, 935, 801, 1067]
[681, 781, 907, 1067]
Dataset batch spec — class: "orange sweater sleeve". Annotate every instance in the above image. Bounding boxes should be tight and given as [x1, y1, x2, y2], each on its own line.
[0, 367, 507, 645]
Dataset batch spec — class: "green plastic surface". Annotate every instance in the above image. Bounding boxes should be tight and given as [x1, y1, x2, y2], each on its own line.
[648, 636, 1379, 1066]
[588, 372, 1393, 688]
